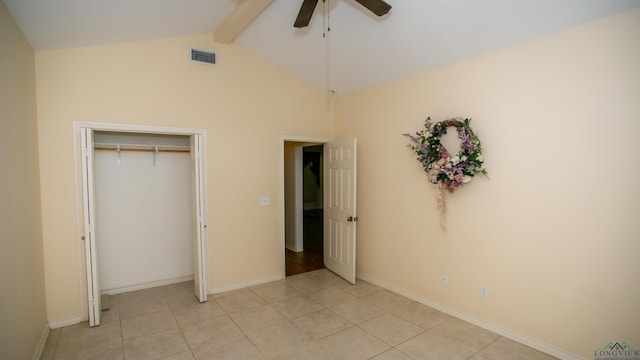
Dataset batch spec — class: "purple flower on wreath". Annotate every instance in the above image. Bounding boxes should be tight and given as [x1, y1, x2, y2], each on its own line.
[459, 128, 473, 152]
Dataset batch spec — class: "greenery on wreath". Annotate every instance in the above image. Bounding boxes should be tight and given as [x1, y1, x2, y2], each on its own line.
[403, 117, 487, 193]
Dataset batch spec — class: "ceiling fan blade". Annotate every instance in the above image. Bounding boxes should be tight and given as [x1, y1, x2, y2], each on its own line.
[353, 0, 391, 16]
[294, 0, 319, 28]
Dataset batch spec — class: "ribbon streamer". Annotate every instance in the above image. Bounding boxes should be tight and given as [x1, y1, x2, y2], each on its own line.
[436, 185, 447, 231]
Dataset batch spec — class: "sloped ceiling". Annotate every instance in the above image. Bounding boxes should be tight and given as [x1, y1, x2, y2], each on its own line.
[4, 0, 640, 94]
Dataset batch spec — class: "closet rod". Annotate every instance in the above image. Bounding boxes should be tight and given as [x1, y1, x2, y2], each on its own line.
[94, 144, 190, 153]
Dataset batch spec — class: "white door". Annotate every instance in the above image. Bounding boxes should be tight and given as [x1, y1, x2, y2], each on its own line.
[323, 138, 357, 284]
[80, 128, 102, 326]
[191, 134, 207, 302]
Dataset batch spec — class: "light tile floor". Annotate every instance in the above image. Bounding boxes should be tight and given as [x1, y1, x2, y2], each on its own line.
[40, 269, 558, 360]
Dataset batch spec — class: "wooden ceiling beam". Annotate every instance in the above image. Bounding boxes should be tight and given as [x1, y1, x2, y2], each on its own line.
[214, 0, 273, 44]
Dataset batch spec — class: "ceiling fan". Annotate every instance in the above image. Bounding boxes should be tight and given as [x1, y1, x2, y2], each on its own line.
[294, 0, 392, 28]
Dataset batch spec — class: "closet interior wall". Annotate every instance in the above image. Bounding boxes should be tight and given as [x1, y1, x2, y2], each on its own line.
[93, 131, 194, 294]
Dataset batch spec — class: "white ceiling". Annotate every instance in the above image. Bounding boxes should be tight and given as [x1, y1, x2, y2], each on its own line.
[5, 0, 640, 94]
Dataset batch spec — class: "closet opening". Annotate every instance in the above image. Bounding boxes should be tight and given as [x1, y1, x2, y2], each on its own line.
[75, 122, 208, 327]
[93, 131, 193, 295]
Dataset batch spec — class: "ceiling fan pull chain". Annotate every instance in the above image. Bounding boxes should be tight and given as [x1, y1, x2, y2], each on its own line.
[327, 0, 331, 33]
[322, 0, 326, 38]
[325, 0, 332, 110]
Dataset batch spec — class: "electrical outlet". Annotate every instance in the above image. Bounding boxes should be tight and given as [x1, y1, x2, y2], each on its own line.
[480, 286, 489, 298]
[440, 274, 449, 284]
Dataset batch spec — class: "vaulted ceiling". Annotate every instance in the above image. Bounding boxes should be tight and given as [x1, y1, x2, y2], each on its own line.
[5, 0, 640, 94]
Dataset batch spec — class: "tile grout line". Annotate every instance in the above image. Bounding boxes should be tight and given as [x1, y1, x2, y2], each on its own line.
[118, 311, 125, 359]
[168, 297, 198, 360]
[221, 287, 272, 356]
[49, 328, 62, 360]
[464, 335, 502, 360]
[234, 289, 267, 356]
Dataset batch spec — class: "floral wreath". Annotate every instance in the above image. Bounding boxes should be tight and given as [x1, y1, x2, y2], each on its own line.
[403, 117, 487, 228]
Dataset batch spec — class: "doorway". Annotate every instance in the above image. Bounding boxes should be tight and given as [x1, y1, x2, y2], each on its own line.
[285, 144, 325, 276]
[281, 136, 357, 284]
[74, 122, 208, 326]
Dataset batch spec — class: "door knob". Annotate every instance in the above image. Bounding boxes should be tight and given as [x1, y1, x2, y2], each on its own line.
[347, 216, 359, 223]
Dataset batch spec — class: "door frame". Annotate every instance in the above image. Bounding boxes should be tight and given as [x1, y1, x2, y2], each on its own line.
[279, 135, 332, 277]
[73, 121, 209, 322]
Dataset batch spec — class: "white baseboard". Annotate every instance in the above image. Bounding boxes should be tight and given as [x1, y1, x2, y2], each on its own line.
[285, 244, 303, 252]
[101, 275, 194, 295]
[49, 316, 82, 329]
[31, 324, 50, 360]
[209, 275, 284, 295]
[357, 273, 584, 360]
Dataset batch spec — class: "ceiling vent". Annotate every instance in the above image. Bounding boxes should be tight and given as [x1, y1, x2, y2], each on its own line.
[191, 48, 215, 65]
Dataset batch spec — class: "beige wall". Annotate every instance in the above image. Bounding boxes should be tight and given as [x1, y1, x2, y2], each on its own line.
[0, 2, 48, 359]
[35, 34, 333, 322]
[335, 8, 640, 359]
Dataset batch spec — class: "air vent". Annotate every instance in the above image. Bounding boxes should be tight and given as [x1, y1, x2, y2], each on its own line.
[191, 48, 215, 65]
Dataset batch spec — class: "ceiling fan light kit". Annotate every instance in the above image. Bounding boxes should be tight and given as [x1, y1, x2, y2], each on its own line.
[294, 0, 391, 28]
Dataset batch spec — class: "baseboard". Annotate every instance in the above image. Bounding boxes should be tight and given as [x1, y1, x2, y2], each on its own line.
[357, 273, 584, 360]
[101, 275, 194, 295]
[285, 244, 303, 252]
[31, 323, 50, 360]
[209, 275, 284, 295]
[49, 316, 82, 329]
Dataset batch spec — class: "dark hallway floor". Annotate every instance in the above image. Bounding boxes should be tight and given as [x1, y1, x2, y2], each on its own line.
[285, 209, 324, 276]
[285, 249, 324, 276]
